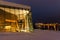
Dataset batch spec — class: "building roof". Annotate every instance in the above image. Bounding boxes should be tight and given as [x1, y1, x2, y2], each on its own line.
[0, 1, 31, 9]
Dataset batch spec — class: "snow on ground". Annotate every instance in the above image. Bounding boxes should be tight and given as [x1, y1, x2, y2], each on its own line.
[0, 29, 60, 40]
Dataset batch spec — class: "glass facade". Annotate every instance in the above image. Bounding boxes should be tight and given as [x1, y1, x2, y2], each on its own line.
[0, 5, 33, 32]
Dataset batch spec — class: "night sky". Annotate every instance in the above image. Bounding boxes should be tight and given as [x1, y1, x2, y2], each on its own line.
[4, 0, 60, 23]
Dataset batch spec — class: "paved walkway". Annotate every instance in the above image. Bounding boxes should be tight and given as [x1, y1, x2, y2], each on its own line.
[0, 29, 60, 40]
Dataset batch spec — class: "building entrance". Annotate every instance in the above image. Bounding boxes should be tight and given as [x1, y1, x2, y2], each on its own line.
[18, 19, 25, 32]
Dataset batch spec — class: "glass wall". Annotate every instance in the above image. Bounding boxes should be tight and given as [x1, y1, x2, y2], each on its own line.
[0, 6, 33, 32]
[0, 7, 5, 32]
[0, 6, 18, 32]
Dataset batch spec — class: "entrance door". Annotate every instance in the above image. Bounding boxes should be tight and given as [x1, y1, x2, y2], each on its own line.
[18, 19, 25, 32]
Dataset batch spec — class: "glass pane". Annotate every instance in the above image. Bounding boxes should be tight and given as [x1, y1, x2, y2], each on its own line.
[0, 7, 5, 32]
[4, 7, 10, 13]
[10, 8, 14, 14]
[0, 7, 4, 10]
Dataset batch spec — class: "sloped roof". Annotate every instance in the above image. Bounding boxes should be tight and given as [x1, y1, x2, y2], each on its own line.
[0, 1, 31, 9]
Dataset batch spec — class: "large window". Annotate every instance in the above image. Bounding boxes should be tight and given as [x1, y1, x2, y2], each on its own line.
[0, 6, 18, 32]
[0, 6, 5, 31]
[0, 7, 5, 24]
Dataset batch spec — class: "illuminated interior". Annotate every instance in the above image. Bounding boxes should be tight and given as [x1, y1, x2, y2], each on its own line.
[0, 5, 33, 32]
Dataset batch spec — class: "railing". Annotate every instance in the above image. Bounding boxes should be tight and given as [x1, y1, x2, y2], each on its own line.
[35, 23, 60, 31]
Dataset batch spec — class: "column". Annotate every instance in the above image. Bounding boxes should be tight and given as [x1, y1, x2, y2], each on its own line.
[54, 25, 56, 31]
[48, 25, 50, 30]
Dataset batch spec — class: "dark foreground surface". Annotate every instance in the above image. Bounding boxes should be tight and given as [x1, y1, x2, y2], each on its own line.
[0, 29, 60, 40]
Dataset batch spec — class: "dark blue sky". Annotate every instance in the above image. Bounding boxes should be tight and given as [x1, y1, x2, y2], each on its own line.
[4, 0, 60, 23]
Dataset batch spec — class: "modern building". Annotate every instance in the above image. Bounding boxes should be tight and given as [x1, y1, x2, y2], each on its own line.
[0, 1, 33, 32]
